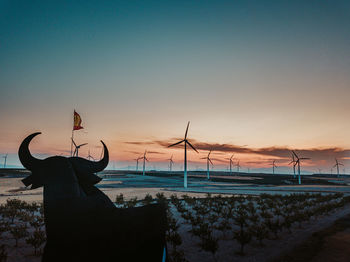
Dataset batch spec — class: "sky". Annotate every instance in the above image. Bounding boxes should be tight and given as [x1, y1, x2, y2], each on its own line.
[0, 0, 349, 173]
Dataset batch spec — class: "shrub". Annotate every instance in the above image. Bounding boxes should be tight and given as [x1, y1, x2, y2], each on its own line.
[251, 223, 269, 246]
[26, 229, 46, 255]
[142, 194, 153, 205]
[9, 224, 28, 247]
[233, 227, 252, 255]
[115, 194, 124, 205]
[125, 197, 138, 208]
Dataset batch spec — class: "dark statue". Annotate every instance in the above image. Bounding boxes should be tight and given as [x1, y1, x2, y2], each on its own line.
[18, 132, 168, 262]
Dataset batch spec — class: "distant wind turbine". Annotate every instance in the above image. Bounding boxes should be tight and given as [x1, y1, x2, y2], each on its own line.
[289, 154, 297, 178]
[226, 154, 235, 175]
[3, 154, 7, 168]
[134, 156, 143, 172]
[168, 121, 198, 188]
[167, 155, 174, 172]
[201, 150, 214, 180]
[141, 150, 149, 176]
[292, 151, 310, 185]
[271, 160, 277, 175]
[235, 160, 241, 173]
[87, 149, 95, 160]
[71, 138, 87, 157]
[333, 158, 344, 178]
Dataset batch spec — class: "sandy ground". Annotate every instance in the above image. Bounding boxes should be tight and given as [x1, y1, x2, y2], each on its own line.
[0, 177, 214, 204]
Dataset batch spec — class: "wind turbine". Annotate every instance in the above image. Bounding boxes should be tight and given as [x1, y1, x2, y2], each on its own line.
[71, 138, 88, 157]
[226, 154, 235, 175]
[141, 150, 149, 176]
[201, 150, 214, 180]
[87, 149, 95, 160]
[271, 160, 277, 175]
[289, 154, 297, 178]
[292, 151, 310, 185]
[333, 158, 344, 178]
[134, 156, 143, 172]
[2, 154, 7, 168]
[167, 155, 174, 172]
[235, 160, 241, 173]
[168, 121, 198, 188]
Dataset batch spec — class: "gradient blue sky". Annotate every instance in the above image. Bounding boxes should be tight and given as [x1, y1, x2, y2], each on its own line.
[1, 0, 349, 171]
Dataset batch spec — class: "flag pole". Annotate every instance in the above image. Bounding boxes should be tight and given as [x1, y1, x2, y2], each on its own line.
[70, 129, 74, 156]
[70, 110, 74, 157]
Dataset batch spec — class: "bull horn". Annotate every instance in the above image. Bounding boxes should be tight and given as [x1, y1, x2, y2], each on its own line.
[18, 132, 43, 170]
[69, 140, 109, 174]
[94, 140, 109, 172]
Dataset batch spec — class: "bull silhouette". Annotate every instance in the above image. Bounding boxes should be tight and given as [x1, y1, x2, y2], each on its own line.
[19, 132, 168, 262]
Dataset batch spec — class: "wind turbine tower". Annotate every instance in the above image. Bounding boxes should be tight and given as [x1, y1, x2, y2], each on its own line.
[135, 156, 142, 172]
[168, 155, 174, 172]
[235, 160, 241, 173]
[271, 160, 277, 175]
[334, 158, 344, 178]
[201, 150, 214, 180]
[227, 154, 234, 175]
[3, 154, 7, 168]
[168, 121, 198, 188]
[141, 150, 149, 176]
[292, 151, 310, 185]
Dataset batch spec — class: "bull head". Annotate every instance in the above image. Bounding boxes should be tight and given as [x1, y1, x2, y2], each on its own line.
[18, 132, 109, 190]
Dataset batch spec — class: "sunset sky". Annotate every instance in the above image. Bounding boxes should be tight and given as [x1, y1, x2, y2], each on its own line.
[1, 1, 349, 172]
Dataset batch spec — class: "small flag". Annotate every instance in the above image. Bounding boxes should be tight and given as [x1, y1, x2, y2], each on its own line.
[73, 110, 83, 130]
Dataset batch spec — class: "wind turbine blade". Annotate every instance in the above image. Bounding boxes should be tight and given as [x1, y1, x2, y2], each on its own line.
[209, 159, 213, 165]
[184, 121, 190, 139]
[186, 140, 198, 153]
[168, 140, 185, 148]
[292, 151, 299, 159]
[71, 138, 77, 147]
[300, 158, 310, 160]
[79, 143, 88, 147]
[200, 157, 207, 159]
[333, 164, 337, 168]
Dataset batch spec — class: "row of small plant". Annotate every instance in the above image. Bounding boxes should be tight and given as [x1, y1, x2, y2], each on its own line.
[0, 199, 46, 261]
[178, 192, 349, 260]
[115, 192, 349, 262]
[1, 193, 345, 262]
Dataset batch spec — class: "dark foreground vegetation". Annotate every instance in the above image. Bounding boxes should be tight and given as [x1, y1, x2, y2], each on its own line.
[115, 192, 350, 262]
[0, 199, 46, 261]
[0, 192, 349, 262]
